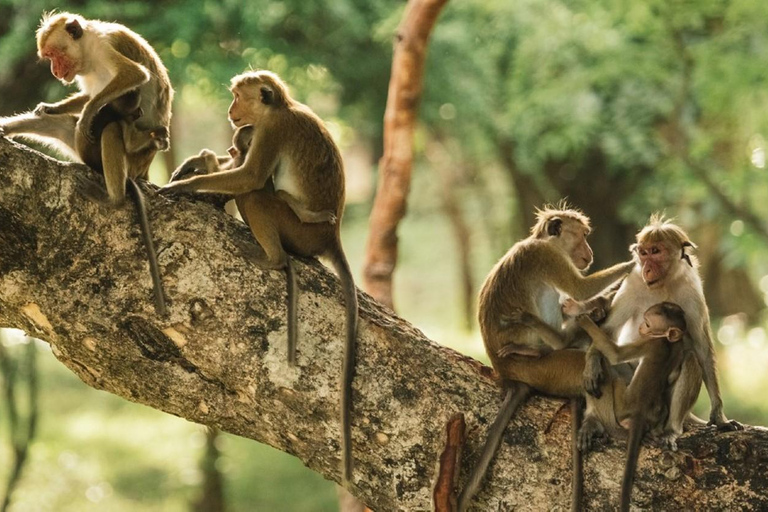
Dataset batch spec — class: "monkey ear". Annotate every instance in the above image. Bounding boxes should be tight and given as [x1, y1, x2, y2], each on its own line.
[260, 86, 275, 105]
[546, 217, 563, 237]
[680, 241, 694, 267]
[629, 243, 638, 254]
[65, 19, 83, 40]
[667, 327, 683, 342]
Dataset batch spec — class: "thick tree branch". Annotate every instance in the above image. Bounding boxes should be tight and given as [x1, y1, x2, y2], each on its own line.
[0, 139, 767, 510]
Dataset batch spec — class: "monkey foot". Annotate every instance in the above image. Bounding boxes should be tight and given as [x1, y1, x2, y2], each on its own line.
[712, 419, 744, 432]
[75, 172, 112, 206]
[658, 434, 679, 452]
[577, 418, 604, 452]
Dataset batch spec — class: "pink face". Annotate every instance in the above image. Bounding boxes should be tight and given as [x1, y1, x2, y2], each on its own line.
[40, 46, 77, 83]
[636, 241, 671, 287]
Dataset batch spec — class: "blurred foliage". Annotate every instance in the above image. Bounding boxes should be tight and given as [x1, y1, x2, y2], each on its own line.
[1, 0, 768, 509]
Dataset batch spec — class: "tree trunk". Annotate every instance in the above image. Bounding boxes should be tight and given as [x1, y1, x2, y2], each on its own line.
[362, 0, 449, 309]
[1, 140, 767, 510]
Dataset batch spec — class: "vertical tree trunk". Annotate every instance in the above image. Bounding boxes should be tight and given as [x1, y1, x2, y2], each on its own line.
[191, 428, 226, 512]
[361, 0, 449, 310]
[0, 335, 39, 512]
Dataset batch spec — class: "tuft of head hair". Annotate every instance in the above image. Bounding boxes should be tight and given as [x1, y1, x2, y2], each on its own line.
[648, 301, 687, 333]
[636, 214, 696, 249]
[230, 70, 290, 107]
[36, 12, 84, 50]
[530, 200, 591, 239]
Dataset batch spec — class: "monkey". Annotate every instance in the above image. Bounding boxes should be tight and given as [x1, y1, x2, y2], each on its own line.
[0, 12, 174, 315]
[581, 215, 743, 449]
[576, 302, 687, 512]
[171, 125, 336, 225]
[457, 204, 635, 512]
[162, 70, 358, 484]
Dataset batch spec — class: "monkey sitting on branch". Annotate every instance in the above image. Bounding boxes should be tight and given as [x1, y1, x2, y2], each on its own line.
[0, 12, 174, 315]
[576, 302, 688, 512]
[171, 124, 336, 224]
[458, 204, 635, 511]
[582, 216, 743, 450]
[162, 71, 359, 484]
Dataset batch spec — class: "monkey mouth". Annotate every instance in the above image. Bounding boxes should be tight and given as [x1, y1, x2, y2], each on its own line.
[644, 278, 660, 287]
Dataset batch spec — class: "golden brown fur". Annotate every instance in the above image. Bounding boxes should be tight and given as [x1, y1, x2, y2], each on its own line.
[459, 205, 633, 512]
[577, 303, 687, 511]
[0, 12, 174, 316]
[164, 70, 358, 484]
[479, 205, 634, 383]
[583, 216, 742, 449]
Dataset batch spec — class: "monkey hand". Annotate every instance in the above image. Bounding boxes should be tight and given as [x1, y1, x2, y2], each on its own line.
[562, 298, 584, 317]
[76, 114, 96, 144]
[575, 314, 596, 329]
[497, 343, 543, 358]
[582, 352, 604, 398]
[170, 163, 206, 183]
[33, 102, 58, 116]
[499, 307, 531, 328]
[159, 180, 190, 196]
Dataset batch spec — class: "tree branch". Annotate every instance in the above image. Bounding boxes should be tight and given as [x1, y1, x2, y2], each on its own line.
[0, 139, 766, 510]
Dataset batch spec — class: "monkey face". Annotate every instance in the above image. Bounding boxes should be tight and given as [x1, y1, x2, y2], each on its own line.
[40, 45, 80, 83]
[38, 18, 85, 84]
[638, 312, 667, 337]
[636, 242, 671, 287]
[228, 86, 260, 127]
[560, 223, 594, 271]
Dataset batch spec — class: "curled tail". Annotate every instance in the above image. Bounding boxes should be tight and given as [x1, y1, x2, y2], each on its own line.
[457, 383, 531, 512]
[329, 246, 359, 485]
[621, 415, 645, 512]
[126, 179, 167, 316]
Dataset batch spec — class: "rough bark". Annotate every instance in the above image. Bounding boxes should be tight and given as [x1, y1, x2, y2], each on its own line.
[0, 139, 767, 510]
[362, 0, 449, 309]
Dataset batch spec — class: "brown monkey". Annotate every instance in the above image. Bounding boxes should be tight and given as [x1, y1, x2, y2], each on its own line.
[162, 71, 358, 483]
[577, 302, 687, 512]
[176, 124, 337, 225]
[458, 205, 634, 511]
[0, 12, 173, 315]
[582, 215, 742, 449]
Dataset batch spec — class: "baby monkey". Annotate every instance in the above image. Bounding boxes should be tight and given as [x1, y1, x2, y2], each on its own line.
[576, 302, 687, 512]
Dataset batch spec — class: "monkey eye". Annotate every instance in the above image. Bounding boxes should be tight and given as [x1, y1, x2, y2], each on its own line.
[650, 247, 660, 254]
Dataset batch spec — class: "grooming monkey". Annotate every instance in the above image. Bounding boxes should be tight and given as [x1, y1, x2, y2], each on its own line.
[577, 302, 687, 512]
[163, 71, 358, 483]
[582, 216, 742, 449]
[172, 125, 336, 224]
[0, 12, 173, 315]
[458, 205, 635, 511]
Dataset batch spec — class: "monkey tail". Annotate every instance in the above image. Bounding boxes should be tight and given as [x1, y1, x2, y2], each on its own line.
[328, 246, 359, 486]
[457, 383, 531, 512]
[126, 179, 167, 316]
[621, 415, 645, 512]
[286, 257, 298, 366]
[571, 398, 584, 512]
